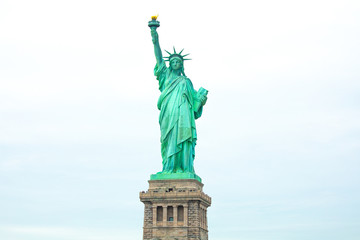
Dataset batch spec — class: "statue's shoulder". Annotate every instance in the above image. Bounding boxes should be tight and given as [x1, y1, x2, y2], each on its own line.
[184, 76, 192, 82]
[184, 76, 194, 88]
[155, 61, 169, 79]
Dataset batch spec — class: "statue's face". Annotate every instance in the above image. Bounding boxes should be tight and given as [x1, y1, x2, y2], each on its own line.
[170, 59, 182, 71]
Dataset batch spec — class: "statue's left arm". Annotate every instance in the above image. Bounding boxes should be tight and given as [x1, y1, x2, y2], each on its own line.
[193, 86, 208, 119]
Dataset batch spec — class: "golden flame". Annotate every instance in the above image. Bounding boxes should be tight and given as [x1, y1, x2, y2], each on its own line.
[151, 14, 158, 20]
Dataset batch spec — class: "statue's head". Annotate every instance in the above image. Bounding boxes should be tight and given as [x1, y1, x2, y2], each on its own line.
[170, 57, 182, 71]
[165, 47, 191, 75]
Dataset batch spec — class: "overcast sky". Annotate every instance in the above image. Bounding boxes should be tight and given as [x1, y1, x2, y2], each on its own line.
[1, 0, 360, 240]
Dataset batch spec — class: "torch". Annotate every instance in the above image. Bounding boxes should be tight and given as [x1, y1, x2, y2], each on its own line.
[148, 15, 160, 30]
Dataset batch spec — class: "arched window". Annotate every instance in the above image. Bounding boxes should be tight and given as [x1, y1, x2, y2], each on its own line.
[156, 206, 163, 221]
[177, 205, 184, 222]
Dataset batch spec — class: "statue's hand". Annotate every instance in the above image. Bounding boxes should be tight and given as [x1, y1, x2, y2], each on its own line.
[151, 29, 159, 44]
[200, 95, 207, 106]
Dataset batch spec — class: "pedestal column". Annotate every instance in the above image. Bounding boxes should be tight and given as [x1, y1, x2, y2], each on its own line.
[184, 204, 189, 226]
[174, 205, 178, 225]
[163, 205, 167, 226]
[152, 205, 156, 226]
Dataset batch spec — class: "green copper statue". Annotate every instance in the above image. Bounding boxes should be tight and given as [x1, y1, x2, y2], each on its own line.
[148, 16, 208, 182]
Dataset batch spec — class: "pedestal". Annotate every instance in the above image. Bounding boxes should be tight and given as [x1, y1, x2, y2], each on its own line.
[140, 179, 211, 240]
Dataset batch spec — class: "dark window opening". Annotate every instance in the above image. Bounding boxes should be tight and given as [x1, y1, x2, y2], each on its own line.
[178, 205, 184, 222]
[157, 206, 163, 221]
[167, 206, 173, 221]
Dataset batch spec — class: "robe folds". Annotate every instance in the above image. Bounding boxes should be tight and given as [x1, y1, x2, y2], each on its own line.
[154, 62, 203, 173]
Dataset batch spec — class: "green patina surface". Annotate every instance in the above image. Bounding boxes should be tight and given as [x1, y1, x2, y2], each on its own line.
[150, 172, 202, 182]
[148, 18, 208, 182]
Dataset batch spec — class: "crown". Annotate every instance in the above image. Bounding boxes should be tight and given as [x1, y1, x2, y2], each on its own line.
[164, 47, 191, 62]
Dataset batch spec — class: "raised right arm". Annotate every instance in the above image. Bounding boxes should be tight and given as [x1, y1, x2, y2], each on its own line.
[151, 29, 163, 66]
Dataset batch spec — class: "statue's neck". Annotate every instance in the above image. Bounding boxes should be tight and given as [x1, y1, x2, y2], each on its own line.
[170, 69, 181, 77]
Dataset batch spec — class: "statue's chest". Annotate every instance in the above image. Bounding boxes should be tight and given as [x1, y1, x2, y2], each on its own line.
[165, 76, 185, 89]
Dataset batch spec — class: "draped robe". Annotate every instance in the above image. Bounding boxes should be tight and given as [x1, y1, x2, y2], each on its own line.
[154, 61, 203, 173]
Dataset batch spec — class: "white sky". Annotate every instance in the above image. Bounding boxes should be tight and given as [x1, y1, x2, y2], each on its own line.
[1, 0, 360, 239]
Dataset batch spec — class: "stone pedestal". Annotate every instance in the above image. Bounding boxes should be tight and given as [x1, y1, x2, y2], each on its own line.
[140, 179, 211, 240]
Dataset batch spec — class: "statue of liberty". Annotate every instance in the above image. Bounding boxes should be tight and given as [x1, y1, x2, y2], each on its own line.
[148, 16, 208, 182]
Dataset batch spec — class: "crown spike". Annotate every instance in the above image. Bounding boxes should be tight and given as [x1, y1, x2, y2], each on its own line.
[164, 46, 192, 62]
